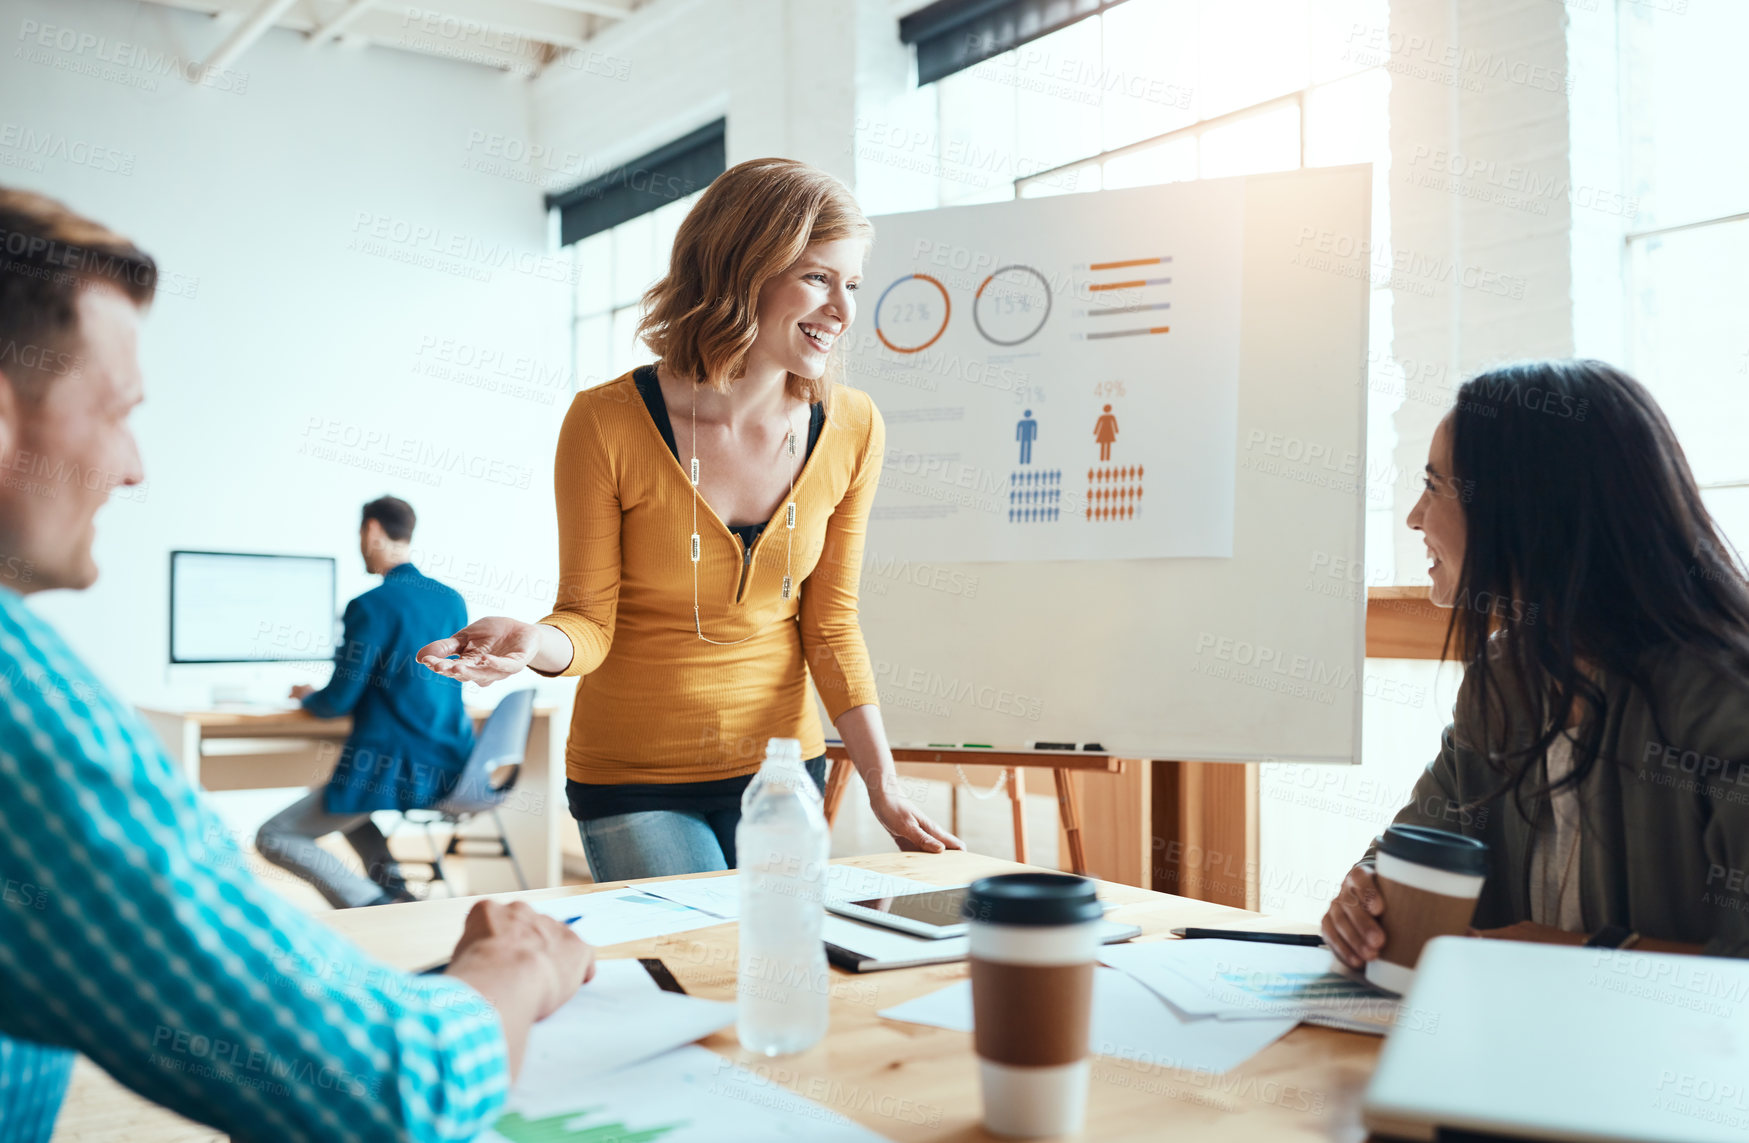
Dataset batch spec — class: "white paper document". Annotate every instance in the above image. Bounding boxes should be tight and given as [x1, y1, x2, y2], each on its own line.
[1098, 939, 1399, 1033]
[639, 869, 941, 920]
[878, 966, 1295, 1076]
[512, 959, 734, 1096]
[491, 1046, 893, 1143]
[529, 887, 730, 946]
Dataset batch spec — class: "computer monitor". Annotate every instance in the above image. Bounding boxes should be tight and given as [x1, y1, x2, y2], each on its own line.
[169, 550, 337, 664]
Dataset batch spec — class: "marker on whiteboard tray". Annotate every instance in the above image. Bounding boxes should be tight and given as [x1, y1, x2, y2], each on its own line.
[1032, 742, 1076, 752]
[961, 743, 993, 749]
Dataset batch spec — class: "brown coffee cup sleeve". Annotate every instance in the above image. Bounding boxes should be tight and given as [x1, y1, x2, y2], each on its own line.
[970, 959, 1095, 1068]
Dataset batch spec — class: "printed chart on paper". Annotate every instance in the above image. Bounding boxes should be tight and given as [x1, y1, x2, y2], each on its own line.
[853, 181, 1244, 563]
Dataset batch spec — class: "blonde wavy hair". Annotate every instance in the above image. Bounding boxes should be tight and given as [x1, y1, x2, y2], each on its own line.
[636, 157, 872, 412]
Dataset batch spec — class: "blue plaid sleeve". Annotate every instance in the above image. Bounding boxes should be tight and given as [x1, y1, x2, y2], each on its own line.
[0, 592, 509, 1142]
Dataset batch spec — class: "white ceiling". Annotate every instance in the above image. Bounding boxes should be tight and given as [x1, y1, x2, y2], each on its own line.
[142, 0, 649, 81]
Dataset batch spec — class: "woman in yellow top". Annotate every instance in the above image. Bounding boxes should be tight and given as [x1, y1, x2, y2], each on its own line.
[420, 158, 962, 881]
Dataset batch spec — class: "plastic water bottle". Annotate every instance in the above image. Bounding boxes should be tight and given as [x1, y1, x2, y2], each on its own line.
[736, 737, 830, 1055]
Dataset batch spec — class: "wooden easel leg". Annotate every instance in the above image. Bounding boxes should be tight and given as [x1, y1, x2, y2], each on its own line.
[1053, 768, 1087, 875]
[823, 756, 853, 827]
[1006, 767, 1028, 864]
[1151, 760, 1259, 908]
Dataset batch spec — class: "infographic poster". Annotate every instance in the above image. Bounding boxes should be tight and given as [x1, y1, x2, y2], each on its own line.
[852, 181, 1242, 562]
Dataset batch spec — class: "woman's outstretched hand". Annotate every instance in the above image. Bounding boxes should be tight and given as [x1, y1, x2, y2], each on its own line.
[418, 617, 548, 686]
[868, 785, 964, 854]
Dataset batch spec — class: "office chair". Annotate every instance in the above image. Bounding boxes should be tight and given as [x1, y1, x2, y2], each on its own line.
[395, 687, 536, 895]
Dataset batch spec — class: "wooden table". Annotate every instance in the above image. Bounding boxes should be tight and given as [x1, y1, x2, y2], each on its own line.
[340, 851, 1378, 1141]
[52, 851, 1378, 1141]
[136, 704, 569, 888]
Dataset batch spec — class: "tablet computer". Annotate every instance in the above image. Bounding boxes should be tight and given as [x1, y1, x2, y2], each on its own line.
[826, 886, 971, 939]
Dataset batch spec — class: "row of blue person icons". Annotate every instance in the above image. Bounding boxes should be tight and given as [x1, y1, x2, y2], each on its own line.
[1010, 486, 1061, 504]
[1010, 468, 1062, 485]
[1010, 506, 1060, 523]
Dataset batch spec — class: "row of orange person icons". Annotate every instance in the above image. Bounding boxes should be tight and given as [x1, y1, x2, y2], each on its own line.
[1088, 483, 1141, 502]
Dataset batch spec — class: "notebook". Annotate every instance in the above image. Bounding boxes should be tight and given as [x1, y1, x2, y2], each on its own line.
[824, 914, 1142, 972]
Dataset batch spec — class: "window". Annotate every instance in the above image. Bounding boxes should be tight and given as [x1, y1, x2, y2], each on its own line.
[928, 0, 1388, 203]
[1620, 0, 1749, 554]
[569, 189, 702, 391]
[554, 121, 724, 390]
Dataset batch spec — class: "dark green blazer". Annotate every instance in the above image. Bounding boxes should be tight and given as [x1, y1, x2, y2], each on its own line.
[1364, 646, 1749, 957]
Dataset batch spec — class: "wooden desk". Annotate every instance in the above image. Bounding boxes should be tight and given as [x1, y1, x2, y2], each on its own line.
[53, 852, 1378, 1141]
[342, 851, 1377, 1140]
[137, 704, 569, 889]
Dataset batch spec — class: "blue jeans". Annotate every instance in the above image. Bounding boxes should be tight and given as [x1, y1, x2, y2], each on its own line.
[579, 758, 826, 882]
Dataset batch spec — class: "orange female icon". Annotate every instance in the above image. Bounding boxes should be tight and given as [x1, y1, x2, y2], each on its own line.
[1093, 404, 1119, 461]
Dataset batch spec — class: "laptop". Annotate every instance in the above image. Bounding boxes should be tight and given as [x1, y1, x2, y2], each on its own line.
[1363, 936, 1749, 1142]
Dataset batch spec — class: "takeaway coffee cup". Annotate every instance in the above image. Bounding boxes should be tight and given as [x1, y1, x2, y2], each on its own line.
[1366, 824, 1490, 994]
[964, 873, 1104, 1138]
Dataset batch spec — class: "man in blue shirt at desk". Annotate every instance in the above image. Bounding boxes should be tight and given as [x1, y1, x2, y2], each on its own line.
[0, 188, 590, 1143]
[256, 496, 475, 908]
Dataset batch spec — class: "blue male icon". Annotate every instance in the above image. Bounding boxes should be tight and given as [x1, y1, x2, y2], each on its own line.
[1016, 409, 1039, 464]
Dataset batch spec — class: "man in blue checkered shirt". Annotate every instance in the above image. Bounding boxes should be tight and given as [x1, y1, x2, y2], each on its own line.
[0, 189, 594, 1142]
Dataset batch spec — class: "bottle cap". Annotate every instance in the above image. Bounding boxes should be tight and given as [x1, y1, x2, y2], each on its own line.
[763, 737, 803, 765]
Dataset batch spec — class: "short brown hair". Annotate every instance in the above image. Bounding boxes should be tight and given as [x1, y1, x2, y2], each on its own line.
[0, 187, 156, 399]
[636, 158, 872, 412]
[362, 496, 416, 542]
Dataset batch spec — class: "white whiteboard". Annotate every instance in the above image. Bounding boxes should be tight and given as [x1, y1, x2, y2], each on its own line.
[848, 166, 1371, 764]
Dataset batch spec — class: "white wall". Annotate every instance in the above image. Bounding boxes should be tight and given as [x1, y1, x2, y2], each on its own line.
[2, 0, 573, 707]
[530, 0, 867, 186]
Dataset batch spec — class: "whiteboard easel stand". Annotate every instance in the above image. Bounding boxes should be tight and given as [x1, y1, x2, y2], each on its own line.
[823, 749, 1153, 888]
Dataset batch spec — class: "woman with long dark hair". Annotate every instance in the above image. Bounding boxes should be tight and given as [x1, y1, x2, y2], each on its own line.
[1323, 359, 1749, 963]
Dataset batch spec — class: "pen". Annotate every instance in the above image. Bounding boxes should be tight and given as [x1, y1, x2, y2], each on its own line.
[1170, 927, 1326, 946]
[419, 914, 584, 975]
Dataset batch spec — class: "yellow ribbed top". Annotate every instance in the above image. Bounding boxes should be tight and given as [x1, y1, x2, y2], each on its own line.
[537, 370, 884, 784]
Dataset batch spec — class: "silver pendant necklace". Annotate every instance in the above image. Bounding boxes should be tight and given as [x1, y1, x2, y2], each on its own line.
[689, 382, 799, 645]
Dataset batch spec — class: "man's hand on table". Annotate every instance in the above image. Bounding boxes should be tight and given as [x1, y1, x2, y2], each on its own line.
[445, 900, 595, 1077]
[450, 899, 595, 1018]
